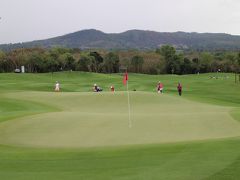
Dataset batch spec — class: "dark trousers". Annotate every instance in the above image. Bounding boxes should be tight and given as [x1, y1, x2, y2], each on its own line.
[178, 90, 182, 96]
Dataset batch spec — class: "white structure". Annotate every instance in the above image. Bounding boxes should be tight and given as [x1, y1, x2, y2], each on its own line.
[21, 66, 25, 73]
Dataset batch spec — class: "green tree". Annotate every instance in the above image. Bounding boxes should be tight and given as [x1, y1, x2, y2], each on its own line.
[7, 50, 24, 70]
[90, 52, 104, 72]
[156, 45, 176, 60]
[199, 52, 214, 72]
[43, 52, 59, 73]
[131, 55, 144, 73]
[58, 53, 75, 71]
[192, 58, 200, 74]
[27, 52, 45, 73]
[224, 52, 239, 72]
[0, 51, 5, 59]
[0, 51, 6, 72]
[181, 57, 192, 74]
[77, 54, 95, 72]
[121, 58, 131, 69]
[237, 53, 240, 72]
[157, 45, 183, 74]
[104, 52, 120, 73]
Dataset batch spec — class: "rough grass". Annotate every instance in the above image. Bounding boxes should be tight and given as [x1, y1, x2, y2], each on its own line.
[0, 72, 240, 179]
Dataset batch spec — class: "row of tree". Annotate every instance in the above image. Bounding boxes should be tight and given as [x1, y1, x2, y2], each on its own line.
[156, 45, 240, 74]
[0, 46, 239, 74]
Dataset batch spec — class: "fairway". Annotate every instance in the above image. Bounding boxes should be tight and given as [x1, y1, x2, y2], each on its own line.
[0, 91, 240, 148]
[0, 72, 240, 179]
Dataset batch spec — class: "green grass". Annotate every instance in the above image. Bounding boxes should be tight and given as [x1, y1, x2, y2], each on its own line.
[0, 92, 239, 148]
[0, 98, 59, 123]
[0, 72, 240, 179]
[0, 139, 240, 180]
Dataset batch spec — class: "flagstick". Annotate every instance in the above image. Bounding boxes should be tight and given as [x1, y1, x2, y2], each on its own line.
[127, 80, 132, 128]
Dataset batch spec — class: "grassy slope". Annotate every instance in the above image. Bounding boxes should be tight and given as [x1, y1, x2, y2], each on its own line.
[1, 72, 240, 105]
[0, 72, 240, 179]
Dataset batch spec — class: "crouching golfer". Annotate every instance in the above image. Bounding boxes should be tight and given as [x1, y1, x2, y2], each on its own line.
[177, 82, 182, 96]
[93, 84, 102, 92]
[55, 81, 60, 92]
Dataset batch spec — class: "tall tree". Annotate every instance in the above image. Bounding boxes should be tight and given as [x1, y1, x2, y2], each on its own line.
[156, 45, 176, 60]
[58, 53, 75, 71]
[200, 52, 214, 72]
[27, 52, 45, 73]
[237, 53, 240, 71]
[42, 52, 59, 73]
[104, 52, 120, 73]
[131, 55, 144, 73]
[77, 54, 95, 72]
[89, 52, 104, 72]
[157, 45, 183, 74]
[0, 51, 6, 72]
[181, 57, 192, 74]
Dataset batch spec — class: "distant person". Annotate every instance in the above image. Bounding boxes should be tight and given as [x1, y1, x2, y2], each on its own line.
[93, 84, 98, 92]
[157, 81, 164, 94]
[55, 81, 60, 92]
[110, 85, 115, 92]
[177, 82, 182, 96]
[93, 84, 102, 92]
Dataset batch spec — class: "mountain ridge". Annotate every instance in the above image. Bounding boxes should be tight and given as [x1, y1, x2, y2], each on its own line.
[1, 29, 240, 51]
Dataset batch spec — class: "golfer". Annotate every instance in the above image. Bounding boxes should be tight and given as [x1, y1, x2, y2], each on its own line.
[157, 81, 164, 94]
[55, 81, 60, 92]
[110, 85, 115, 92]
[177, 82, 182, 96]
[93, 84, 98, 92]
[93, 84, 102, 92]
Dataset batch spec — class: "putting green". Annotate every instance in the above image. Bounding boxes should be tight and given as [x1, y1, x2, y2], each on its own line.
[0, 91, 240, 148]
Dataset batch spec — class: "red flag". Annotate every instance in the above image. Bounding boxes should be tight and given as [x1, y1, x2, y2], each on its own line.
[123, 72, 128, 85]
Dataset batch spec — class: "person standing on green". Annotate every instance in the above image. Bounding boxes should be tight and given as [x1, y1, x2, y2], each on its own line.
[157, 81, 164, 94]
[177, 82, 182, 96]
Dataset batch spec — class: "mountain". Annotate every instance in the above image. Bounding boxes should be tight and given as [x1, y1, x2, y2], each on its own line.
[1, 29, 240, 51]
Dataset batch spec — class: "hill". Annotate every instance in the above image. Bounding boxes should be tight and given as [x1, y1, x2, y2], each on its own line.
[1, 29, 240, 51]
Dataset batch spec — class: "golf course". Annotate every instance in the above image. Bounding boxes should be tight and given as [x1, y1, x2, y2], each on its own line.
[0, 72, 240, 179]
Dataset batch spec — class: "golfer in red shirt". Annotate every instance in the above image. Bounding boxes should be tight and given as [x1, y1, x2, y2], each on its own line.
[177, 82, 182, 96]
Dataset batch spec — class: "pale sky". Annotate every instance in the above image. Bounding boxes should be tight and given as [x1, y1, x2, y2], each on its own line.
[0, 0, 240, 44]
